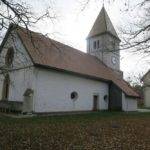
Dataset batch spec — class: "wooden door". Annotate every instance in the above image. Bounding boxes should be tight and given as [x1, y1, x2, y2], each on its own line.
[93, 95, 99, 111]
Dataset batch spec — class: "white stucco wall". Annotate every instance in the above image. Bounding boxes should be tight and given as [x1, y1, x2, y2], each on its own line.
[143, 86, 150, 107]
[33, 68, 109, 113]
[143, 72, 150, 107]
[8, 67, 35, 102]
[122, 93, 137, 111]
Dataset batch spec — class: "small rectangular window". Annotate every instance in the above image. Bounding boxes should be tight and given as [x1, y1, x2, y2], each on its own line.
[93, 41, 96, 49]
[93, 40, 100, 49]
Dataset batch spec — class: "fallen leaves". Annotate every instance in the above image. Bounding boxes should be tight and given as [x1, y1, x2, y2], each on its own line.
[0, 113, 149, 150]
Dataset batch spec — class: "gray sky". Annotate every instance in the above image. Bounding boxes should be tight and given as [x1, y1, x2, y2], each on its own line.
[25, 0, 150, 78]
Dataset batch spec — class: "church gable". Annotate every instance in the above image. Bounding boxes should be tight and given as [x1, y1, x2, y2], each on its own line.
[0, 25, 33, 71]
[0, 25, 35, 101]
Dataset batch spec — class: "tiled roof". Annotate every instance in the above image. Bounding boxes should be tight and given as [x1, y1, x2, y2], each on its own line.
[13, 25, 139, 98]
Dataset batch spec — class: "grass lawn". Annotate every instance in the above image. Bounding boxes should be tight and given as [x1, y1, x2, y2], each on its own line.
[0, 112, 150, 150]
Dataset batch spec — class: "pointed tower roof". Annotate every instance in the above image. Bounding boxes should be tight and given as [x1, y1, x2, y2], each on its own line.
[87, 7, 120, 40]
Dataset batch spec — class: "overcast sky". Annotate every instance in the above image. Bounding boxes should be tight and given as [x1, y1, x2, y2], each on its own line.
[22, 0, 150, 78]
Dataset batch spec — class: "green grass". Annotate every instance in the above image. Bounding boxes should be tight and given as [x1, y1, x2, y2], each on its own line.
[0, 111, 150, 150]
[138, 105, 150, 110]
[1, 111, 150, 123]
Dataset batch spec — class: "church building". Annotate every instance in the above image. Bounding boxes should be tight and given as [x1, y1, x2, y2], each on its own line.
[0, 7, 139, 113]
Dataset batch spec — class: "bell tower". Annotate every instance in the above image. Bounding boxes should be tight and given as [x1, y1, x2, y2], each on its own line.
[87, 7, 121, 71]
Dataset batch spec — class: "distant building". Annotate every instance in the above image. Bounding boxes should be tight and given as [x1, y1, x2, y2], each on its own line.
[0, 7, 139, 113]
[142, 70, 150, 107]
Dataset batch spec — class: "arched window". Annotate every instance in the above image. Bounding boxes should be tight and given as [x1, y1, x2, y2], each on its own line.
[70, 92, 78, 101]
[5, 47, 14, 66]
[2, 74, 10, 100]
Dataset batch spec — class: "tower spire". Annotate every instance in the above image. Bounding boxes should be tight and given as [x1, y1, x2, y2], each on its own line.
[87, 7, 120, 40]
[102, 0, 104, 7]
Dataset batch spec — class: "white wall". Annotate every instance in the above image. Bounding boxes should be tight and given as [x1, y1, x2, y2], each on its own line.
[122, 93, 137, 111]
[143, 72, 150, 107]
[33, 68, 109, 113]
[8, 67, 35, 102]
[144, 86, 150, 107]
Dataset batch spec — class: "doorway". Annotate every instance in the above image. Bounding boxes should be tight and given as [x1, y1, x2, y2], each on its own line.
[23, 89, 34, 113]
[93, 95, 99, 111]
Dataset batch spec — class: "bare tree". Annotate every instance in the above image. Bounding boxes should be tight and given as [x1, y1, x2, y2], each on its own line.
[125, 72, 144, 105]
[0, 0, 57, 76]
[120, 0, 150, 56]
[78, 0, 150, 56]
[0, 0, 55, 36]
[125, 72, 144, 86]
